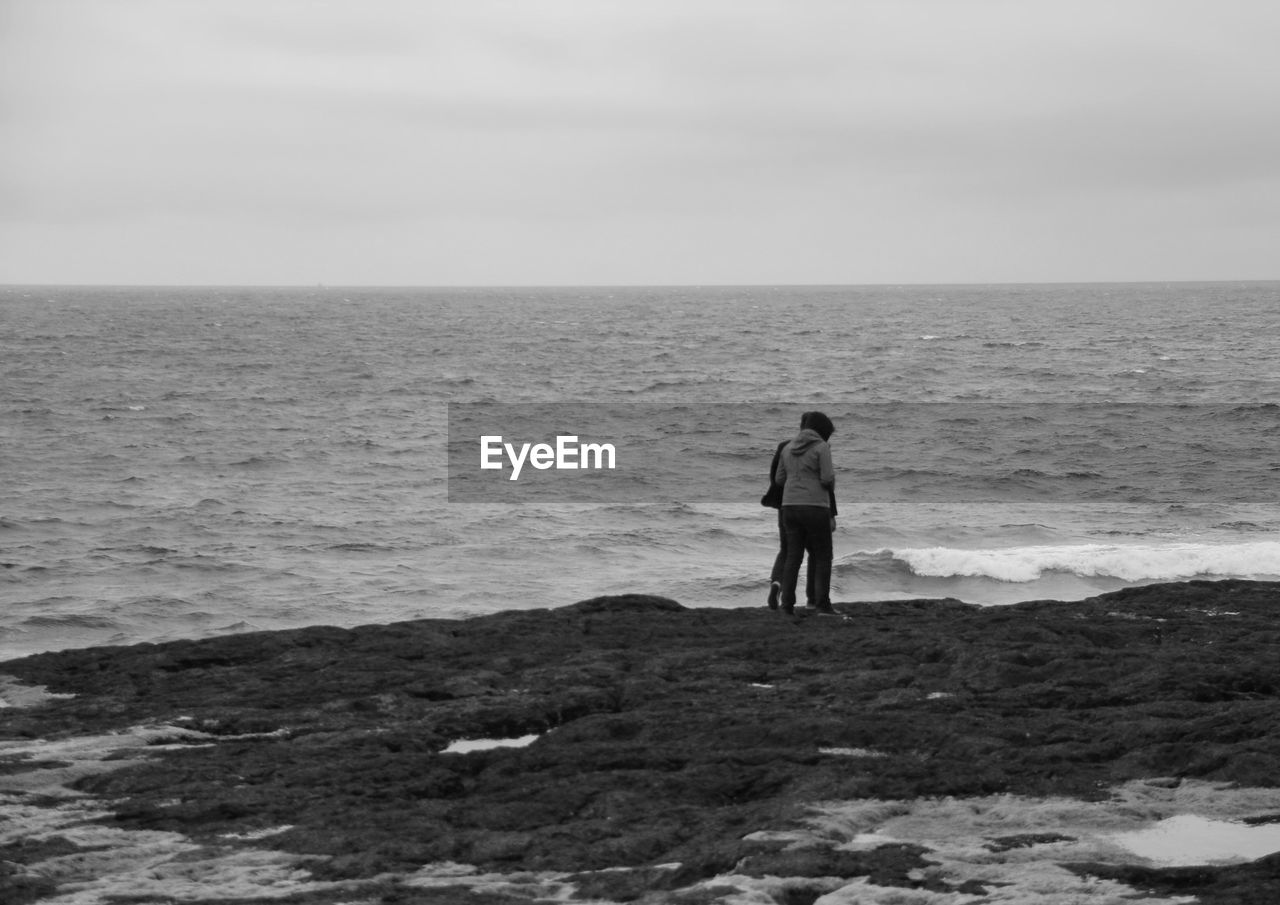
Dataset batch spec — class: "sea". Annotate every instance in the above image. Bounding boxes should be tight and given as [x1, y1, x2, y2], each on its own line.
[3, 282, 1280, 660]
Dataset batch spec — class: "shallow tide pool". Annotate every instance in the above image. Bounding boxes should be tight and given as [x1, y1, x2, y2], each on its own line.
[1110, 814, 1280, 866]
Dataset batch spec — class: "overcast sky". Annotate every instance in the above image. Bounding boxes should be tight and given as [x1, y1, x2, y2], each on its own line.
[2, 1, 1278, 286]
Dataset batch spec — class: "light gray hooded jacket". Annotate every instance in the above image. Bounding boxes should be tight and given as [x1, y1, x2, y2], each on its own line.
[773, 427, 834, 508]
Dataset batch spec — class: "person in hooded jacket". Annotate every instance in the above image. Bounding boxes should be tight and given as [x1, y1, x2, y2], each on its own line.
[764, 412, 837, 609]
[770, 411, 836, 614]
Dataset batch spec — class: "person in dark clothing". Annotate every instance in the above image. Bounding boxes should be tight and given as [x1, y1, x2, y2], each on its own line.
[764, 412, 837, 609]
[770, 411, 836, 614]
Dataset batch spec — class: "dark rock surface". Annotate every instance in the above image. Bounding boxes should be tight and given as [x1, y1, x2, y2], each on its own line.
[3, 580, 1280, 902]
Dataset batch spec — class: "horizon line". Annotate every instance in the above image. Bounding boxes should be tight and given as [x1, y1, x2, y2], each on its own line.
[3, 277, 1278, 291]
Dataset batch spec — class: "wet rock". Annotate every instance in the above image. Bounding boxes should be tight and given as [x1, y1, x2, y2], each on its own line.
[984, 832, 1077, 852]
[1067, 851, 1280, 902]
[2, 581, 1280, 901]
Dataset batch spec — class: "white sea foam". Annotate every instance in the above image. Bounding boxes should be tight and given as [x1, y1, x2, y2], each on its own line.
[892, 541, 1280, 584]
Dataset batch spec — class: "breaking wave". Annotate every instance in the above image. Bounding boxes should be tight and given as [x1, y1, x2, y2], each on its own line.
[869, 541, 1280, 584]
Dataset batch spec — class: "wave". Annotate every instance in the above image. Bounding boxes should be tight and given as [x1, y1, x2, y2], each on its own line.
[860, 542, 1280, 584]
[229, 456, 282, 468]
[210, 621, 262, 634]
[21, 614, 121, 629]
[628, 380, 699, 394]
[128, 545, 177, 556]
[166, 555, 246, 573]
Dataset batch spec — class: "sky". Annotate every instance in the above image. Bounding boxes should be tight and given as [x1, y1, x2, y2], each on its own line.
[2, 0, 1278, 286]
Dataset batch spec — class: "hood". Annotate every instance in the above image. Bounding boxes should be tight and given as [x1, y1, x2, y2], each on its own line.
[789, 427, 824, 454]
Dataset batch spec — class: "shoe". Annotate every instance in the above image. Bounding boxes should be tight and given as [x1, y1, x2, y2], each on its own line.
[813, 602, 835, 615]
[767, 581, 781, 610]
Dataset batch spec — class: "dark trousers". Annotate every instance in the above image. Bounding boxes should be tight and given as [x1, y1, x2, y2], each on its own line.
[771, 509, 816, 603]
[779, 506, 832, 609]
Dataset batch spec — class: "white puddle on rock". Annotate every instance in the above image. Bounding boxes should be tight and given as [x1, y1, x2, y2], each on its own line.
[1111, 813, 1280, 866]
[442, 734, 541, 754]
[0, 675, 76, 708]
[818, 747, 889, 759]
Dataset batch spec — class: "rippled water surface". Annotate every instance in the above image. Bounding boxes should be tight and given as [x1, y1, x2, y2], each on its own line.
[3, 282, 1279, 657]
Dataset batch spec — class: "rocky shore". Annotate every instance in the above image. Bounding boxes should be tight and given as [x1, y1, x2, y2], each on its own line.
[3, 579, 1280, 903]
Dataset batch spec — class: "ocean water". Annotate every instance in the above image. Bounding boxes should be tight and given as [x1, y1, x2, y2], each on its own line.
[3, 282, 1280, 659]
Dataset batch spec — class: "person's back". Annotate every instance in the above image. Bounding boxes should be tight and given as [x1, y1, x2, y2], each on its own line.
[777, 427, 834, 508]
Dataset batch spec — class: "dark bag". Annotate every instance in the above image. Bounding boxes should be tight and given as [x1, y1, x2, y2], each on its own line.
[761, 440, 786, 508]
